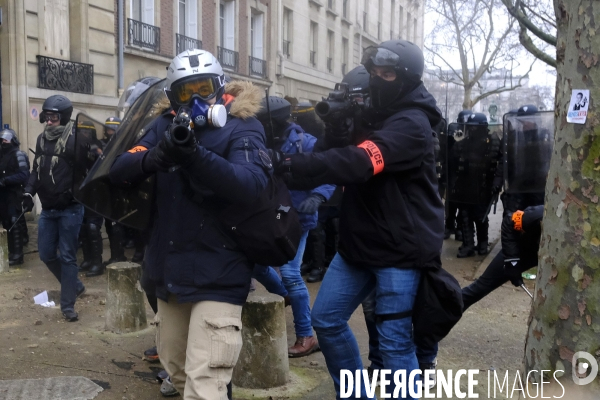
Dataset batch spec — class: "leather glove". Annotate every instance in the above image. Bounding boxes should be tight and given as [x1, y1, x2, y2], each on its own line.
[297, 194, 325, 214]
[504, 258, 524, 287]
[141, 145, 176, 173]
[160, 126, 197, 166]
[22, 193, 34, 212]
[325, 119, 354, 148]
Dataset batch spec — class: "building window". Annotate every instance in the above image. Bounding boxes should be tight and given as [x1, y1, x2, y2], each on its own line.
[328, 0, 334, 10]
[251, 12, 263, 59]
[363, 0, 368, 32]
[327, 30, 334, 72]
[132, 0, 154, 24]
[179, 0, 198, 39]
[310, 22, 318, 67]
[44, 0, 70, 58]
[342, 37, 348, 75]
[220, 1, 235, 50]
[283, 7, 292, 57]
[407, 12, 412, 41]
[399, 6, 404, 39]
[343, 0, 349, 19]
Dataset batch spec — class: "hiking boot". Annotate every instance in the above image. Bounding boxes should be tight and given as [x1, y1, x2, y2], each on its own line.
[144, 346, 160, 363]
[85, 262, 105, 277]
[63, 310, 79, 322]
[420, 359, 437, 389]
[105, 255, 128, 265]
[477, 241, 490, 255]
[457, 245, 475, 258]
[160, 376, 179, 397]
[288, 336, 320, 358]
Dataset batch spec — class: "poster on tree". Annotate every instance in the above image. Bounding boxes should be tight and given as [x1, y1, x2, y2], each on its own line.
[567, 89, 589, 124]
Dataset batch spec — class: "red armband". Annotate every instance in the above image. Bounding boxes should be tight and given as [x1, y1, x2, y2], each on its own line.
[357, 140, 384, 175]
[512, 210, 524, 231]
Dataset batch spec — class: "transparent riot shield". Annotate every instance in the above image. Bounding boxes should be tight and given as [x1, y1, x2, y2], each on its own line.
[74, 78, 167, 230]
[447, 124, 501, 205]
[503, 111, 554, 194]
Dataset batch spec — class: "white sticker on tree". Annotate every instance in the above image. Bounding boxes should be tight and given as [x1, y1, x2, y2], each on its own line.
[567, 89, 589, 124]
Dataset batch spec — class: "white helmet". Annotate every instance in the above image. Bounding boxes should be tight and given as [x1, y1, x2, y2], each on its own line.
[165, 49, 226, 109]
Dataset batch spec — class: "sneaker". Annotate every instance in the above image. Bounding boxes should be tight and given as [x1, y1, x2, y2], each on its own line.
[420, 360, 437, 389]
[63, 310, 79, 322]
[144, 346, 160, 362]
[160, 376, 179, 397]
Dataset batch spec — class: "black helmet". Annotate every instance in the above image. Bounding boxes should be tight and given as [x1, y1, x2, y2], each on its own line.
[517, 104, 538, 116]
[40, 95, 73, 125]
[77, 120, 97, 136]
[457, 110, 473, 123]
[342, 65, 370, 97]
[256, 96, 292, 125]
[105, 116, 122, 127]
[465, 112, 488, 125]
[361, 40, 424, 108]
[0, 128, 19, 146]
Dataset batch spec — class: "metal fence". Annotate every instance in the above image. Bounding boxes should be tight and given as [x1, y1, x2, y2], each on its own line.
[249, 56, 267, 78]
[37, 55, 94, 94]
[128, 19, 160, 52]
[176, 34, 202, 54]
[218, 47, 239, 72]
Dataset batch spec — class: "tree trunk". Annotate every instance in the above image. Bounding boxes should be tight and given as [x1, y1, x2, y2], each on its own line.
[524, 0, 600, 394]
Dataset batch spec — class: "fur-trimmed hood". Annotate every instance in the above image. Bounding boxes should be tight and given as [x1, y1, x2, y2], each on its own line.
[152, 80, 263, 120]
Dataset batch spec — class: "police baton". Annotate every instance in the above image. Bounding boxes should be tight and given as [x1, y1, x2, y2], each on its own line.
[521, 284, 534, 299]
[482, 192, 499, 223]
[8, 209, 26, 233]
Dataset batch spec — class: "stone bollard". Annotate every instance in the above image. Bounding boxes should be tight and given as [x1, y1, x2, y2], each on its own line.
[0, 229, 8, 273]
[105, 262, 147, 333]
[232, 291, 289, 388]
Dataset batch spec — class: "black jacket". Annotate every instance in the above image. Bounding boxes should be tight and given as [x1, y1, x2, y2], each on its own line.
[109, 82, 270, 305]
[25, 128, 81, 210]
[0, 145, 30, 213]
[285, 83, 444, 268]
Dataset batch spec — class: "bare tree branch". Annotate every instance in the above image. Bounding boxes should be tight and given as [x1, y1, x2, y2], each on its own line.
[518, 22, 557, 68]
[501, 0, 557, 45]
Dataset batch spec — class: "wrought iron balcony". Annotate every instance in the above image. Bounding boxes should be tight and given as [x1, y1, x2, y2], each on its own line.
[249, 56, 267, 78]
[283, 40, 291, 57]
[176, 34, 202, 54]
[128, 18, 160, 52]
[310, 51, 316, 67]
[37, 55, 94, 94]
[217, 46, 239, 72]
[327, 57, 333, 72]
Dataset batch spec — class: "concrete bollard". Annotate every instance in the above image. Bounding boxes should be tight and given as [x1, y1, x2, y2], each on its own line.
[0, 229, 8, 273]
[232, 291, 289, 389]
[105, 262, 147, 333]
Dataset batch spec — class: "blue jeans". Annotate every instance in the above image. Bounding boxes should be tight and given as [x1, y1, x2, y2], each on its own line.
[312, 253, 421, 400]
[38, 203, 85, 312]
[252, 265, 288, 298]
[280, 230, 311, 337]
[363, 289, 439, 369]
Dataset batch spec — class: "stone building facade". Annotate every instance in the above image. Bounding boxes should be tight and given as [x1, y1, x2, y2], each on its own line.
[0, 0, 424, 151]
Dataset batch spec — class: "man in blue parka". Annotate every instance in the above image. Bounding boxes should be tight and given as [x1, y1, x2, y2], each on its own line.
[109, 49, 271, 399]
[252, 96, 335, 358]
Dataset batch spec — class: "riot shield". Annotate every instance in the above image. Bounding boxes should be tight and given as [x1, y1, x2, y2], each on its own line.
[74, 78, 168, 230]
[503, 111, 554, 194]
[433, 118, 447, 198]
[447, 124, 500, 205]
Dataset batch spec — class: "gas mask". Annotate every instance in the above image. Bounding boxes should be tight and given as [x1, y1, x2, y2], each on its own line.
[190, 98, 228, 130]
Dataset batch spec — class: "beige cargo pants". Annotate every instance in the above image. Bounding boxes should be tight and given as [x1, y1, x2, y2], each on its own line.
[157, 296, 243, 400]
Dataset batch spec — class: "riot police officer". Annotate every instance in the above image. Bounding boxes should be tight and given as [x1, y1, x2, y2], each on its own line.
[0, 128, 30, 265]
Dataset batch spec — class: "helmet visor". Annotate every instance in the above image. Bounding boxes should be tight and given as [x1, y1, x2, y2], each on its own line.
[361, 47, 400, 69]
[171, 76, 217, 105]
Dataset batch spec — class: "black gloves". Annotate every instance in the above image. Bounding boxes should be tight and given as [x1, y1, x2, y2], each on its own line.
[267, 149, 291, 174]
[324, 120, 354, 148]
[504, 258, 524, 286]
[161, 128, 197, 166]
[297, 194, 325, 214]
[22, 193, 34, 212]
[141, 144, 176, 173]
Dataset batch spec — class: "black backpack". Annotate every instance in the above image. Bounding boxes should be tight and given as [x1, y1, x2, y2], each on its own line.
[412, 265, 464, 349]
[217, 174, 302, 267]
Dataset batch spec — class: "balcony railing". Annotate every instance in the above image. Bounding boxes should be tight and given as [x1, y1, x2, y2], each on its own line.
[327, 57, 333, 72]
[176, 34, 202, 54]
[218, 46, 239, 72]
[283, 40, 291, 57]
[310, 51, 316, 66]
[128, 18, 160, 52]
[37, 55, 94, 94]
[249, 56, 267, 78]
